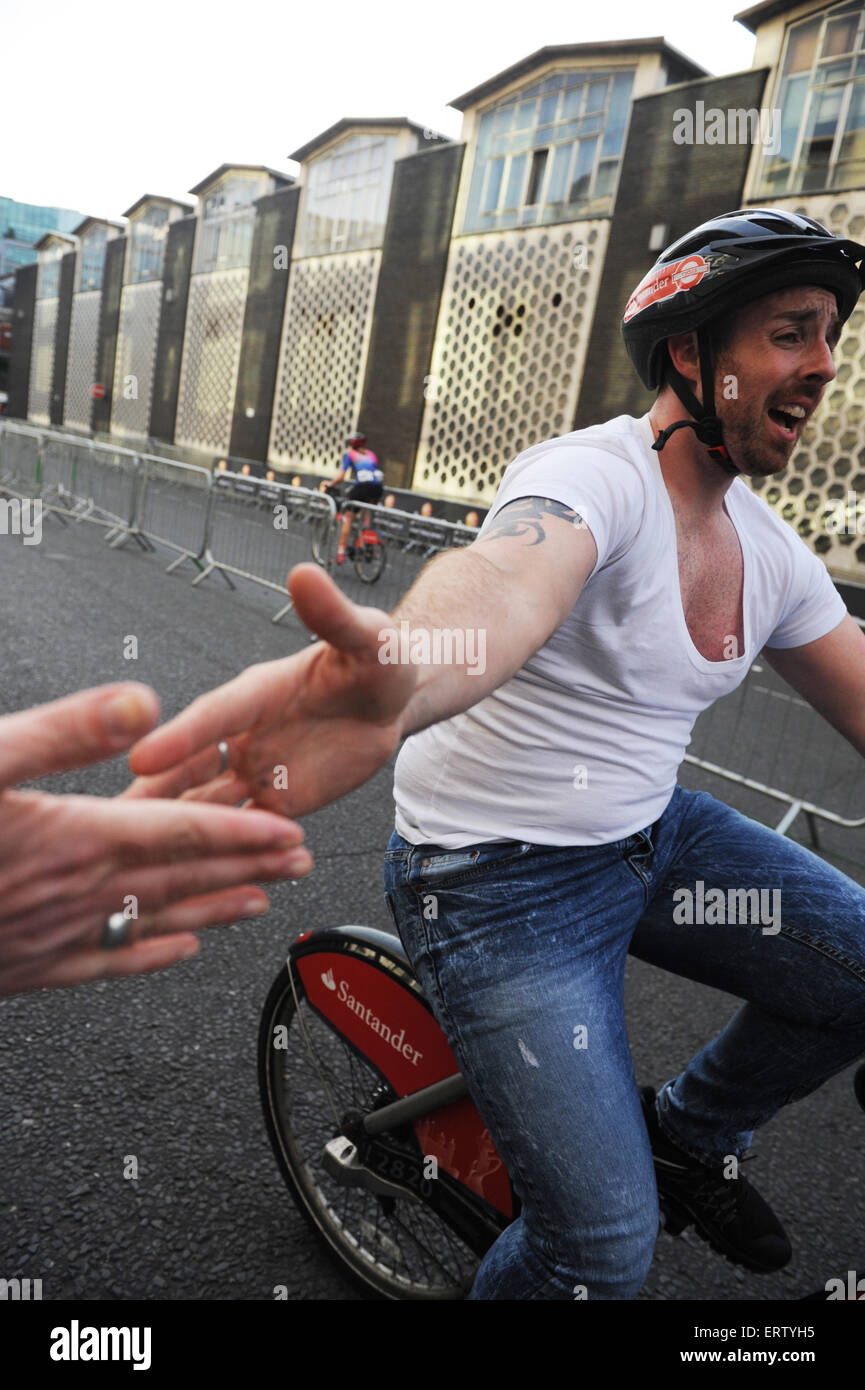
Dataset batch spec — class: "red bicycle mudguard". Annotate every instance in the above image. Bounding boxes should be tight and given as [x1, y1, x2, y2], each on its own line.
[295, 943, 513, 1220]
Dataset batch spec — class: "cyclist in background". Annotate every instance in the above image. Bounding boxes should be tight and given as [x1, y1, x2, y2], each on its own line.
[328, 432, 384, 565]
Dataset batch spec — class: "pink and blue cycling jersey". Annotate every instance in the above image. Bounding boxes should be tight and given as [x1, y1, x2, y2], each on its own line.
[343, 448, 383, 486]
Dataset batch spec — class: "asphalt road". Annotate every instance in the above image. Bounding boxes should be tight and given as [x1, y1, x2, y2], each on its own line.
[0, 510, 863, 1302]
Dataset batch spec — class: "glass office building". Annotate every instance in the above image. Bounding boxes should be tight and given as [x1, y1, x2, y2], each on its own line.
[0, 198, 83, 276]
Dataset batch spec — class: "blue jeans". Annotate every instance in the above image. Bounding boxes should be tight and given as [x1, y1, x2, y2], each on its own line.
[382, 785, 865, 1300]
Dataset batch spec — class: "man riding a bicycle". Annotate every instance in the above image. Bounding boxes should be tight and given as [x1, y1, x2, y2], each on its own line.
[130, 208, 865, 1300]
[328, 431, 384, 565]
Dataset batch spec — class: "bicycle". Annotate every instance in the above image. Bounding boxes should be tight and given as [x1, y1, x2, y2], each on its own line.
[258, 920, 865, 1301]
[311, 483, 387, 584]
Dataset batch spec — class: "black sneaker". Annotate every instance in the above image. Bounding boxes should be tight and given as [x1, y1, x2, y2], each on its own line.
[640, 1086, 792, 1273]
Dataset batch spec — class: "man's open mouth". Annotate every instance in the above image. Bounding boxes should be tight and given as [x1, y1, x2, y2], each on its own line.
[767, 403, 807, 442]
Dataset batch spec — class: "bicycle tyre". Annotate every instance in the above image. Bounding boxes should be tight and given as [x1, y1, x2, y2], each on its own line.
[353, 536, 387, 584]
[258, 937, 496, 1299]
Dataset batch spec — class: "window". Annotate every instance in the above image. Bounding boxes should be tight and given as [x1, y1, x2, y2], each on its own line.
[526, 149, 548, 204]
[37, 244, 65, 299]
[194, 173, 270, 274]
[295, 134, 400, 257]
[77, 225, 108, 292]
[128, 204, 171, 284]
[464, 67, 635, 231]
[758, 1, 865, 194]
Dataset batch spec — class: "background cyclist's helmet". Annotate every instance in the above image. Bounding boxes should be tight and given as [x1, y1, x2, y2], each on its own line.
[621, 207, 865, 471]
[347, 431, 366, 446]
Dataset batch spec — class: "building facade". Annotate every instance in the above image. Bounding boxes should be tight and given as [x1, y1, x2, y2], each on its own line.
[62, 217, 124, 432]
[110, 195, 193, 440]
[173, 165, 292, 456]
[8, 0, 865, 584]
[266, 120, 442, 478]
[407, 41, 704, 505]
[738, 0, 865, 580]
[27, 233, 76, 425]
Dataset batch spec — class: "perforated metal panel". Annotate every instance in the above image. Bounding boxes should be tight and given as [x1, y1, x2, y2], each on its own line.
[28, 299, 58, 425]
[110, 280, 163, 439]
[175, 267, 248, 454]
[746, 194, 865, 583]
[268, 250, 380, 473]
[411, 222, 609, 503]
[63, 290, 101, 430]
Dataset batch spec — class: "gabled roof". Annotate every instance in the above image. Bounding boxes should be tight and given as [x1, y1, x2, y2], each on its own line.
[122, 193, 195, 219]
[734, 0, 802, 34]
[33, 231, 77, 251]
[71, 215, 126, 237]
[289, 117, 448, 164]
[449, 38, 708, 111]
[188, 164, 294, 196]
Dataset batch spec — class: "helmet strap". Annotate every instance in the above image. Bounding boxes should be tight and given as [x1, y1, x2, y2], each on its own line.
[651, 326, 738, 475]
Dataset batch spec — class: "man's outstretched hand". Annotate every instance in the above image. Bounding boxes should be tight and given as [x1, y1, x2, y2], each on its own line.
[126, 565, 418, 816]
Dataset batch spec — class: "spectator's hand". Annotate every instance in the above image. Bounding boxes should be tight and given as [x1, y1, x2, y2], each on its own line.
[0, 683, 311, 996]
[127, 565, 418, 817]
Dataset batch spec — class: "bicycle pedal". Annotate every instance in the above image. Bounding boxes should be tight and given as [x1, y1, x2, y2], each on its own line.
[321, 1136, 420, 1203]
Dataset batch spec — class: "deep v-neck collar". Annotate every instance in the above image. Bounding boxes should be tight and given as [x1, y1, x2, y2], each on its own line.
[637, 413, 750, 672]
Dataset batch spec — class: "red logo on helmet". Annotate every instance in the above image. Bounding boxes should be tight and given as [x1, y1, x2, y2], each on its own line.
[623, 254, 710, 322]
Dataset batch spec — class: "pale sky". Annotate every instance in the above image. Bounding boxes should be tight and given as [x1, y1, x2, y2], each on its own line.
[1, 0, 757, 220]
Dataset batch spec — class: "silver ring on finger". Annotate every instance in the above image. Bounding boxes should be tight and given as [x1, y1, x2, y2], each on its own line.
[218, 740, 230, 774]
[101, 912, 133, 951]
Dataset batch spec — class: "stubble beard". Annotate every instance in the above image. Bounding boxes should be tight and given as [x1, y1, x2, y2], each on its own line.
[714, 356, 794, 479]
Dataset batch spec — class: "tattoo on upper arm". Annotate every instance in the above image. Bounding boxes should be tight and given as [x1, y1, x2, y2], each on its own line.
[480, 496, 586, 545]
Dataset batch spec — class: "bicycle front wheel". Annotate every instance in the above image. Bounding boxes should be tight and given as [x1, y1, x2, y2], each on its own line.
[258, 943, 486, 1300]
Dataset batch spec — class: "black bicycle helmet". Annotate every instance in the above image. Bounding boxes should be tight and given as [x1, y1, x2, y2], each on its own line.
[621, 208, 865, 471]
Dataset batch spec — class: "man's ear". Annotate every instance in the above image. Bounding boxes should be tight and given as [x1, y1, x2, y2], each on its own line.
[666, 330, 700, 385]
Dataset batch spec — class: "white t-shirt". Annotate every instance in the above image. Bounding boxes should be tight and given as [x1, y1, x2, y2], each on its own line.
[392, 412, 847, 848]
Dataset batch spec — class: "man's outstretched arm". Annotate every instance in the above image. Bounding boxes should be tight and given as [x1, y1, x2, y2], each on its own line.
[396, 495, 596, 734]
[126, 496, 598, 815]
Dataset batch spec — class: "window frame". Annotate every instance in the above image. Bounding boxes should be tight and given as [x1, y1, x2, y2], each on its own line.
[758, 0, 865, 195]
[464, 66, 634, 233]
[295, 132, 400, 258]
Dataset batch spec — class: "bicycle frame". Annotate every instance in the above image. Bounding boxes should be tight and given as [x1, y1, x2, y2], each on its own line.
[340, 503, 379, 545]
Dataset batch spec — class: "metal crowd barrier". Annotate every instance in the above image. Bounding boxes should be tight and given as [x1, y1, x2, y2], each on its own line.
[2, 417, 862, 848]
[135, 454, 211, 570]
[686, 656, 865, 839]
[0, 422, 144, 541]
[40, 436, 94, 521]
[0, 422, 42, 496]
[86, 443, 145, 541]
[193, 472, 337, 622]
